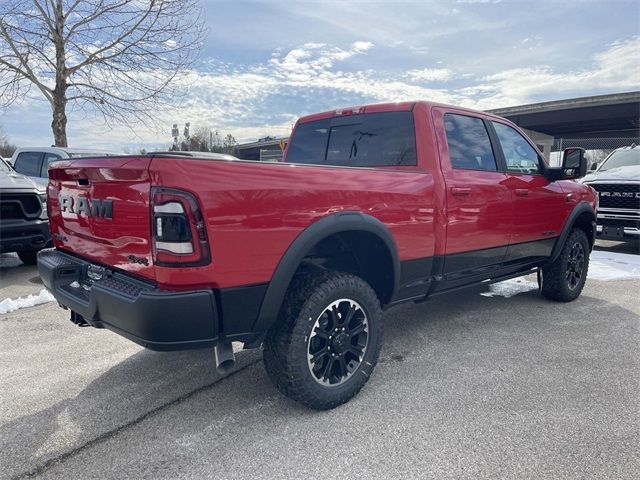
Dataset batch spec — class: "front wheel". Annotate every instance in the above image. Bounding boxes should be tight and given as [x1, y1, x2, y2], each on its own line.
[263, 271, 383, 410]
[540, 228, 590, 302]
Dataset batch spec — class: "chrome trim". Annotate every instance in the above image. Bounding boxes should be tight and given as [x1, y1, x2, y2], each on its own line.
[584, 180, 640, 185]
[598, 207, 640, 214]
[597, 213, 640, 221]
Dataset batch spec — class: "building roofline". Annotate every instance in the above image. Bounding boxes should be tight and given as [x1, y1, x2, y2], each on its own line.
[487, 91, 640, 116]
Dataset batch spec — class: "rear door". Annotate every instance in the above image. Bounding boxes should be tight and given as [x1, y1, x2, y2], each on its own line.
[48, 156, 155, 280]
[434, 108, 512, 281]
[489, 120, 567, 262]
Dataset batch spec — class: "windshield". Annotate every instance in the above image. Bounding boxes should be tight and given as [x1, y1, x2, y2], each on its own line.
[599, 149, 640, 171]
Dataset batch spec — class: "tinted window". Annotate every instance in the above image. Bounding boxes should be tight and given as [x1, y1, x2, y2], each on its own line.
[286, 119, 330, 165]
[14, 152, 43, 177]
[286, 112, 417, 167]
[492, 122, 541, 174]
[40, 153, 62, 177]
[444, 114, 497, 171]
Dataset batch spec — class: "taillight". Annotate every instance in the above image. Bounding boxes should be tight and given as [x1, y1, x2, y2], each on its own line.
[151, 187, 211, 267]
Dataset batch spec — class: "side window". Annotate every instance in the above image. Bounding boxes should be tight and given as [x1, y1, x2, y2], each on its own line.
[444, 114, 497, 171]
[14, 152, 43, 177]
[492, 122, 541, 174]
[41, 153, 62, 177]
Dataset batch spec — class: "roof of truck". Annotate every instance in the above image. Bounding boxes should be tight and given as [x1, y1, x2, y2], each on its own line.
[294, 100, 503, 125]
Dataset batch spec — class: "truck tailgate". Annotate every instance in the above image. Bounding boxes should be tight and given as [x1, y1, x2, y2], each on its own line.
[47, 156, 155, 281]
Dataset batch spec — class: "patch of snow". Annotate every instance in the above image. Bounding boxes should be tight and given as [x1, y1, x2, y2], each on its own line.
[481, 250, 639, 299]
[0, 289, 55, 315]
[0, 253, 22, 268]
[588, 250, 640, 281]
[481, 278, 538, 298]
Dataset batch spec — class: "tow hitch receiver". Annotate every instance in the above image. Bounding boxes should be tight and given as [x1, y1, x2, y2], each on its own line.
[70, 311, 90, 327]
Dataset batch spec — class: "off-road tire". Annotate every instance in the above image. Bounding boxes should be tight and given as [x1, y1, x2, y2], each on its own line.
[263, 271, 383, 410]
[17, 249, 39, 266]
[540, 228, 590, 302]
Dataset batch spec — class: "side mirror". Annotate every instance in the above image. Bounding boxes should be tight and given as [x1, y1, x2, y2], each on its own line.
[545, 148, 587, 180]
[588, 161, 598, 172]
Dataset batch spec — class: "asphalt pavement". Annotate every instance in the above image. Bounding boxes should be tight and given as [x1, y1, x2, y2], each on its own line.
[0, 242, 638, 479]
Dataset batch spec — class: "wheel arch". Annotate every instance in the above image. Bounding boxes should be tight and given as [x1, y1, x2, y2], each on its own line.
[251, 212, 400, 335]
[550, 202, 596, 263]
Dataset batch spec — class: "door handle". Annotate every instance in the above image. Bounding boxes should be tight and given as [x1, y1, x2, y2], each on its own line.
[514, 188, 529, 197]
[451, 187, 471, 196]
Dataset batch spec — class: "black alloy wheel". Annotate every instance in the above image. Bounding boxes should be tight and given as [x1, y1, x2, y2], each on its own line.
[540, 228, 590, 302]
[566, 241, 585, 290]
[307, 298, 369, 386]
[263, 271, 383, 410]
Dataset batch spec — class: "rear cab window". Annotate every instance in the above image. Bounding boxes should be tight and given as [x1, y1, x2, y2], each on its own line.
[286, 111, 417, 167]
[14, 152, 44, 177]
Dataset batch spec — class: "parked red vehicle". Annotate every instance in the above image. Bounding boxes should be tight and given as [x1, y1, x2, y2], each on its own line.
[39, 101, 597, 409]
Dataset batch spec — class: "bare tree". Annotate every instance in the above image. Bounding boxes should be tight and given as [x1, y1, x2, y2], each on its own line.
[0, 0, 206, 147]
[0, 127, 17, 157]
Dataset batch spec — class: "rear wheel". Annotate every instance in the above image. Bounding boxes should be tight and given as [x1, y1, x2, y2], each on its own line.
[540, 228, 590, 302]
[263, 271, 383, 410]
[17, 249, 39, 266]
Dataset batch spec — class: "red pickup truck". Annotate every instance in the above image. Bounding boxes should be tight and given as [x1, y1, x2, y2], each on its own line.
[38, 101, 597, 409]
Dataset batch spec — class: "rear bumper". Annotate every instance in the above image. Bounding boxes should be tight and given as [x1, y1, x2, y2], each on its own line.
[0, 220, 51, 253]
[37, 249, 219, 351]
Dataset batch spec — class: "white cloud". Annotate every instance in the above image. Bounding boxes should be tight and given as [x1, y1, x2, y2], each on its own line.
[4, 36, 639, 150]
[268, 42, 374, 82]
[461, 36, 640, 108]
[406, 68, 453, 82]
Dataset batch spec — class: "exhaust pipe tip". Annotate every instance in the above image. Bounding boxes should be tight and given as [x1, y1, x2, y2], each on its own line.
[214, 343, 236, 374]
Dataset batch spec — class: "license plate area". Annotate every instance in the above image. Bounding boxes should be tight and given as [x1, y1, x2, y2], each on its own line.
[601, 225, 625, 239]
[56, 261, 111, 304]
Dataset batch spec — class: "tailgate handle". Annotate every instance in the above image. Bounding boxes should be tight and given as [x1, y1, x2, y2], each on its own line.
[77, 178, 89, 186]
[514, 188, 529, 196]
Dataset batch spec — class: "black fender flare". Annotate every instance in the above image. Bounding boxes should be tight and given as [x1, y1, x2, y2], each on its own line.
[550, 202, 596, 263]
[251, 211, 400, 334]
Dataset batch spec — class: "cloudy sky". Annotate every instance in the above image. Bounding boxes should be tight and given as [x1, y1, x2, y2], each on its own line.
[2, 0, 639, 151]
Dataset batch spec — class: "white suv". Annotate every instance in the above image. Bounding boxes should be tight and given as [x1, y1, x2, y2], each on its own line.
[9, 147, 118, 187]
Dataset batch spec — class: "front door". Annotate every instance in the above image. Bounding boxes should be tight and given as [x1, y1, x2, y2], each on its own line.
[489, 120, 567, 262]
